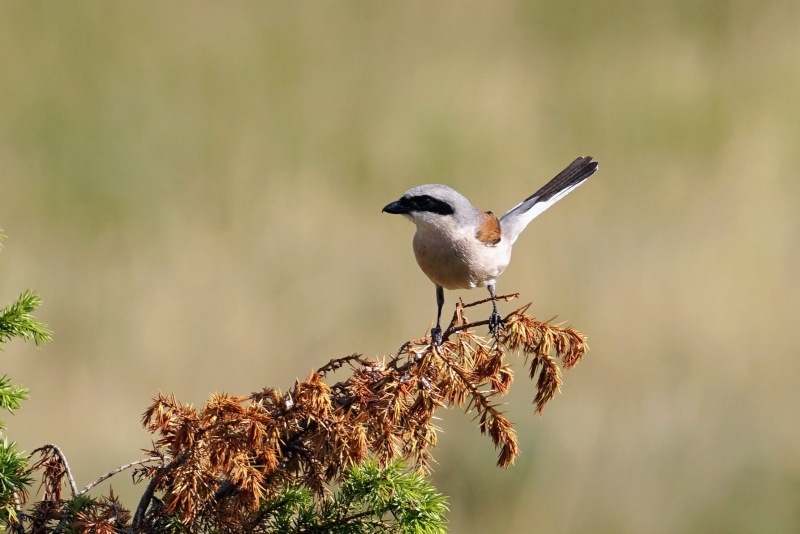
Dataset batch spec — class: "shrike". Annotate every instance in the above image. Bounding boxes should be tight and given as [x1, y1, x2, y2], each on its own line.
[383, 156, 598, 344]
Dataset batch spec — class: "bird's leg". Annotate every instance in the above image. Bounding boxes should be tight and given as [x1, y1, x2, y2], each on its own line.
[431, 285, 444, 346]
[487, 283, 504, 338]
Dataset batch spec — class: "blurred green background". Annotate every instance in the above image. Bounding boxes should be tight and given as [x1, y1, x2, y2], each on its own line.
[1, 1, 799, 532]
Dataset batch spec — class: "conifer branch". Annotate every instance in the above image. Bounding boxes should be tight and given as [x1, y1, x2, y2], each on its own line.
[0, 232, 51, 530]
[0, 377, 29, 418]
[31, 444, 77, 497]
[78, 458, 161, 496]
[442, 319, 491, 341]
[131, 454, 186, 532]
[460, 292, 519, 308]
[0, 291, 52, 347]
[21, 293, 587, 534]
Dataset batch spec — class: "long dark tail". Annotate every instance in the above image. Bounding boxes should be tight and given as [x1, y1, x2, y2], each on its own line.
[524, 156, 598, 205]
[499, 156, 599, 244]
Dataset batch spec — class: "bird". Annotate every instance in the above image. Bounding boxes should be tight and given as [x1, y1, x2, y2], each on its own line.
[382, 156, 598, 345]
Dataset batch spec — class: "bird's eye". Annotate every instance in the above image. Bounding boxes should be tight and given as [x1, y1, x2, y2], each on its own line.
[407, 195, 454, 215]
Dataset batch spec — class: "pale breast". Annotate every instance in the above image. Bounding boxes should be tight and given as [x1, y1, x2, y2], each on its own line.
[412, 227, 512, 290]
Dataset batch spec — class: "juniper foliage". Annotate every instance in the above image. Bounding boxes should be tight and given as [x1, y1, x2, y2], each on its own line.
[0, 291, 51, 349]
[28, 460, 445, 534]
[236, 460, 447, 534]
[0, 231, 51, 524]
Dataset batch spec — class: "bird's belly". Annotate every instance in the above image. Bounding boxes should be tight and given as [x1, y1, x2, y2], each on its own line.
[412, 233, 511, 290]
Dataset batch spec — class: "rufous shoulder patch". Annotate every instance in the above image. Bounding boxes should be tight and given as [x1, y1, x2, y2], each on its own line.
[476, 211, 502, 245]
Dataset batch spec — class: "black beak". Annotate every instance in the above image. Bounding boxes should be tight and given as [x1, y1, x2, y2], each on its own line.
[382, 199, 411, 214]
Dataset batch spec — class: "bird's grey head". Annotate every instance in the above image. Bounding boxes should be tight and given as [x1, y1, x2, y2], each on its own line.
[382, 184, 479, 231]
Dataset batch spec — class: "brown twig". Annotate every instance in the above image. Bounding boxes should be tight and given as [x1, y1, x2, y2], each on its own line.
[317, 354, 369, 377]
[78, 458, 161, 496]
[439, 294, 518, 342]
[460, 292, 519, 309]
[442, 319, 491, 341]
[441, 302, 527, 342]
[130, 455, 185, 533]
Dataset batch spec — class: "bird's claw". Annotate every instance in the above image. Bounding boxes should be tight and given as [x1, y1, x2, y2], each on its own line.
[431, 327, 443, 346]
[488, 310, 504, 338]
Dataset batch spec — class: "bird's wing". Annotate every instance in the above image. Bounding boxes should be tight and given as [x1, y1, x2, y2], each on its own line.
[476, 211, 502, 245]
[499, 156, 598, 245]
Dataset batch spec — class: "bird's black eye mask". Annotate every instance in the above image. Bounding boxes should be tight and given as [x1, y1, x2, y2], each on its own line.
[382, 195, 455, 215]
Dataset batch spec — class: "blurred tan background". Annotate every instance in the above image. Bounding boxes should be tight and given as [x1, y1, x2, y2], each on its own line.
[1, 1, 799, 532]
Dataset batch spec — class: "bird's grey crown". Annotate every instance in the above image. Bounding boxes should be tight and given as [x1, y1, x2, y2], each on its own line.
[401, 184, 482, 223]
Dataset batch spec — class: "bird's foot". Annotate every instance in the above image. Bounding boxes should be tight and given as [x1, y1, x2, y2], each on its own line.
[488, 310, 504, 339]
[431, 326, 443, 346]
